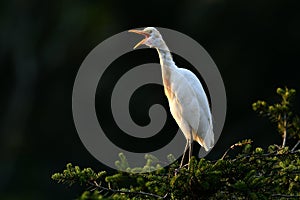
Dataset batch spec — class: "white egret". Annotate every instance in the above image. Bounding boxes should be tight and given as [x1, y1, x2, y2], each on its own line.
[129, 27, 214, 167]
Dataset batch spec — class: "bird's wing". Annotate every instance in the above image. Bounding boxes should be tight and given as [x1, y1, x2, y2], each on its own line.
[170, 68, 214, 150]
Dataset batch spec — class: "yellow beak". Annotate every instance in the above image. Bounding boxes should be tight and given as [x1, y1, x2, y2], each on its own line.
[128, 29, 150, 49]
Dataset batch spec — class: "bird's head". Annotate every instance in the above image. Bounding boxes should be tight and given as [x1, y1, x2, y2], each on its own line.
[129, 27, 165, 50]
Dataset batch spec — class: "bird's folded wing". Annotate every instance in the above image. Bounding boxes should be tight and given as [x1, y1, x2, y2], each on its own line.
[171, 68, 214, 149]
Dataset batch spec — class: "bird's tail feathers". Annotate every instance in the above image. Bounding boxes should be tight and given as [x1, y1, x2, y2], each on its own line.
[194, 125, 214, 152]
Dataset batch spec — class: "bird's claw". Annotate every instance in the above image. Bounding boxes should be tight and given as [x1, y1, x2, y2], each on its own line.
[174, 163, 190, 175]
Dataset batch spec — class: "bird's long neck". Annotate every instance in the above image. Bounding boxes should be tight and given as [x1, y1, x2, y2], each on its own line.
[156, 43, 177, 88]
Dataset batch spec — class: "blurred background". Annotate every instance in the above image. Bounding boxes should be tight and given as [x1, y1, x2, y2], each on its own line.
[1, 0, 299, 199]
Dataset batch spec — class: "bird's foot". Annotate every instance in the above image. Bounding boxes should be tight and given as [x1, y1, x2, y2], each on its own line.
[174, 163, 189, 175]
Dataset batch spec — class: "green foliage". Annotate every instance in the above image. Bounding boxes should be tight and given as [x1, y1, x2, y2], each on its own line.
[52, 146, 300, 199]
[252, 87, 300, 147]
[51, 163, 106, 186]
[114, 153, 169, 174]
[52, 87, 300, 199]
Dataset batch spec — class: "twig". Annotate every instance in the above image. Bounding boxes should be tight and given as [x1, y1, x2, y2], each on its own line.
[282, 113, 287, 148]
[272, 193, 300, 199]
[232, 149, 300, 162]
[221, 140, 252, 160]
[291, 140, 300, 152]
[90, 181, 168, 199]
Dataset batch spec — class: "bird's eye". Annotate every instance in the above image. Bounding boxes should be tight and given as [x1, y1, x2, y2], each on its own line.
[149, 30, 152, 34]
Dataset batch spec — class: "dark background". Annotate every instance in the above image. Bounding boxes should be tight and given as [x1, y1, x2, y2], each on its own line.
[1, 0, 299, 199]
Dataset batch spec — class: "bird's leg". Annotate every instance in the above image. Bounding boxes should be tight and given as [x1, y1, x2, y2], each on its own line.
[188, 132, 193, 169]
[180, 140, 189, 168]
